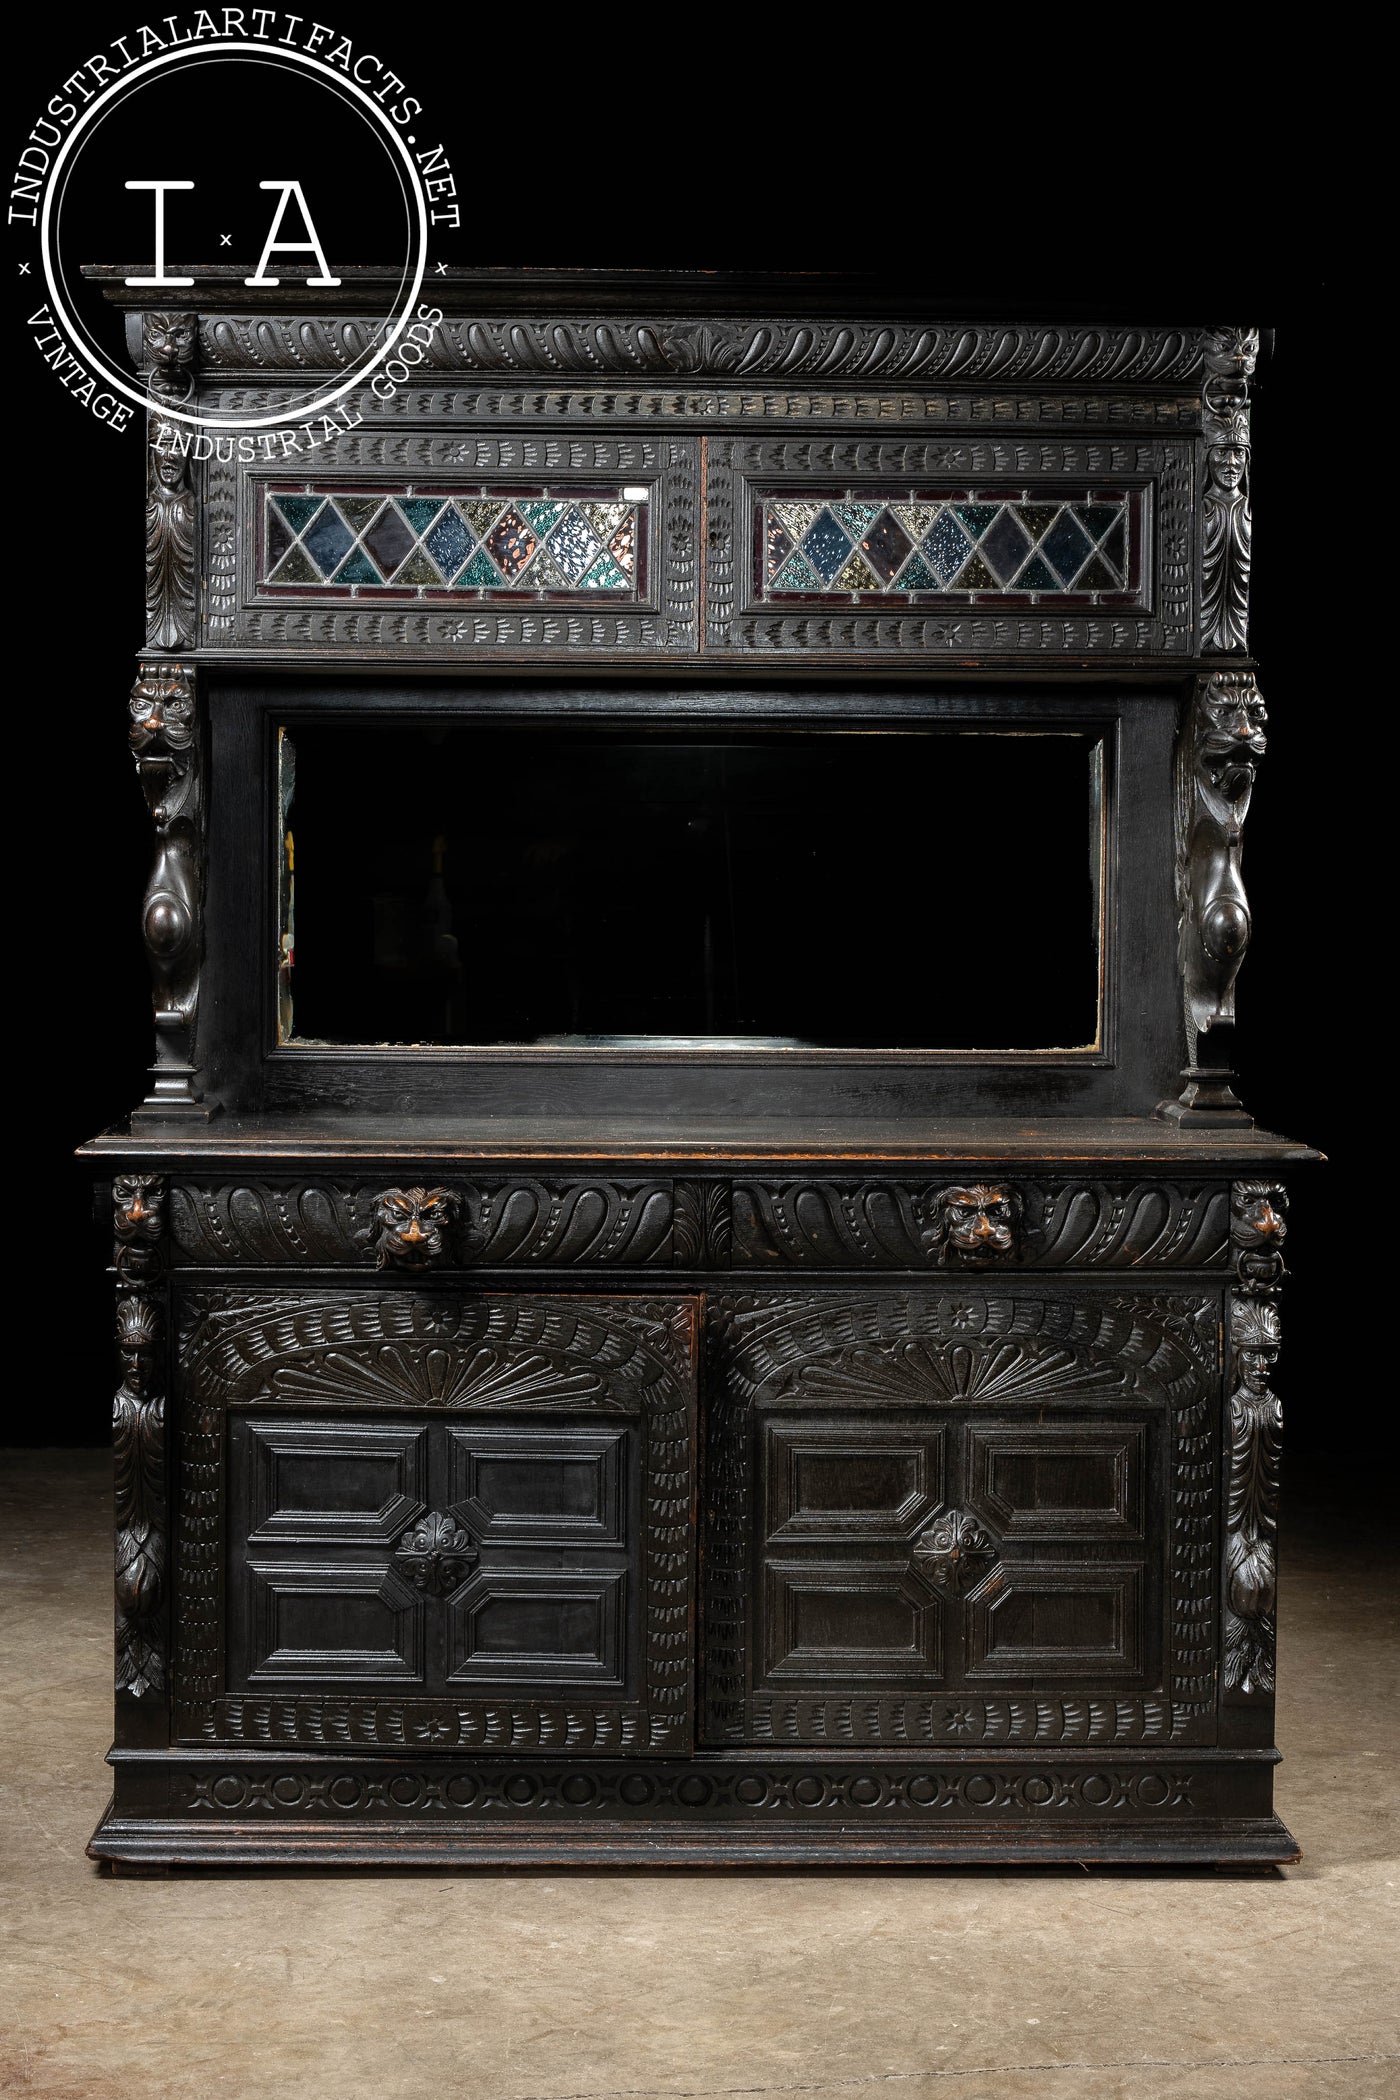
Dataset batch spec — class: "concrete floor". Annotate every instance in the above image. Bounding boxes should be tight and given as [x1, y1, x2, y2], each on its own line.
[1, 1451, 1396, 2100]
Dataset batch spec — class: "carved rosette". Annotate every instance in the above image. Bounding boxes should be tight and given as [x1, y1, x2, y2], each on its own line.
[1161, 670, 1267, 1123]
[114, 1294, 167, 1698]
[1200, 325, 1257, 654]
[143, 312, 197, 651]
[910, 1509, 999, 1597]
[1223, 1182, 1288, 1697]
[391, 1511, 478, 1597]
[130, 661, 204, 1115]
[371, 1186, 458, 1270]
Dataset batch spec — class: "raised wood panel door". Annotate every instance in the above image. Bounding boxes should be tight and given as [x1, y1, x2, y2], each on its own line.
[175, 1290, 698, 1755]
[705, 1290, 1220, 1751]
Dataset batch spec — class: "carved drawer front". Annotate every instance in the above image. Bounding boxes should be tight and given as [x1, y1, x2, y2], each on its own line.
[209, 432, 699, 654]
[705, 1289, 1219, 1751]
[704, 438, 1191, 657]
[175, 1289, 697, 1755]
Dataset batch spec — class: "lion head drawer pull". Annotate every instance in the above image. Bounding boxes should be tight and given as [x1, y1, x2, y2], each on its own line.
[922, 1184, 1021, 1265]
[391, 1511, 478, 1597]
[372, 1186, 458, 1270]
[910, 1509, 999, 1596]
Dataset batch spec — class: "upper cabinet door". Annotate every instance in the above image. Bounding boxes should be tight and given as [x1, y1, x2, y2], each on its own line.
[703, 437, 1192, 659]
[175, 1289, 698, 1755]
[705, 1288, 1220, 1753]
[207, 430, 699, 656]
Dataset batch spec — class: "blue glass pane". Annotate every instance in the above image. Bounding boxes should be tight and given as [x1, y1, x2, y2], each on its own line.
[922, 510, 973, 582]
[1041, 510, 1094, 583]
[979, 509, 1033, 583]
[301, 504, 355, 576]
[801, 510, 853, 583]
[548, 510, 602, 582]
[425, 507, 473, 578]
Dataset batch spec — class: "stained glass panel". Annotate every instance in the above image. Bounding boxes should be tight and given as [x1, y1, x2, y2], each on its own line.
[754, 492, 1136, 599]
[260, 486, 648, 597]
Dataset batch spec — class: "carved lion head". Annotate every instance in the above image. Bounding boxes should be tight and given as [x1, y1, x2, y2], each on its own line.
[923, 1184, 1021, 1265]
[372, 1186, 457, 1270]
[1198, 672, 1266, 793]
[129, 668, 195, 755]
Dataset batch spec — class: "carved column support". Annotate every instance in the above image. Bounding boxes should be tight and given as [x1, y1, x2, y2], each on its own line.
[1223, 1182, 1287, 1699]
[1158, 671, 1267, 1124]
[113, 1291, 167, 1699]
[129, 661, 209, 1118]
[1200, 324, 1257, 654]
[142, 312, 197, 651]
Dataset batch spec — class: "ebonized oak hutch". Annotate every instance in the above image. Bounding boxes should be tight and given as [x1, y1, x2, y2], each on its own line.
[83, 270, 1313, 1869]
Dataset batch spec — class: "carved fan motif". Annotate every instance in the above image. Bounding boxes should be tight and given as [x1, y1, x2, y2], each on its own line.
[272, 1343, 604, 1411]
[791, 1337, 1128, 1410]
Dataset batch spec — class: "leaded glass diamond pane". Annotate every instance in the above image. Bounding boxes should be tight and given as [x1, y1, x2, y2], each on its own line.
[1041, 510, 1094, 582]
[268, 543, 320, 584]
[581, 552, 630, 590]
[952, 551, 997, 590]
[979, 508, 1034, 583]
[954, 503, 1000, 540]
[773, 550, 822, 590]
[773, 499, 820, 541]
[398, 497, 444, 534]
[608, 514, 638, 575]
[483, 508, 538, 577]
[363, 504, 416, 578]
[858, 511, 913, 582]
[265, 506, 293, 569]
[922, 509, 973, 582]
[273, 494, 323, 534]
[833, 550, 881, 592]
[548, 510, 603, 582]
[801, 510, 853, 583]
[425, 507, 473, 579]
[455, 547, 501, 588]
[301, 504, 355, 576]
[332, 546, 382, 585]
[766, 515, 795, 579]
[1017, 553, 1059, 592]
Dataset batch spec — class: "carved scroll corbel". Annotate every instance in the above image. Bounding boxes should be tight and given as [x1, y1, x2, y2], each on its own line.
[143, 311, 197, 651]
[1158, 670, 1267, 1123]
[1200, 325, 1257, 654]
[113, 1292, 167, 1698]
[1223, 1182, 1288, 1697]
[130, 661, 209, 1117]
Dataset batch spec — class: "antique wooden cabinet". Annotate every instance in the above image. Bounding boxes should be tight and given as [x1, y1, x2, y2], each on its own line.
[82, 271, 1312, 1868]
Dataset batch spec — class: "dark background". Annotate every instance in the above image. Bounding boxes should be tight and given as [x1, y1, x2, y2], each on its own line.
[6, 23, 1348, 1456]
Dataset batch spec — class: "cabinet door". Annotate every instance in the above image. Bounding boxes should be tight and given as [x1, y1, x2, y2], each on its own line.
[704, 1290, 1219, 1751]
[175, 1290, 697, 1755]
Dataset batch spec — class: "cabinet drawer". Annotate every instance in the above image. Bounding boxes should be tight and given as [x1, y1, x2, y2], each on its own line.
[173, 1288, 698, 1754]
[703, 1286, 1221, 1750]
[704, 435, 1192, 656]
[207, 428, 698, 654]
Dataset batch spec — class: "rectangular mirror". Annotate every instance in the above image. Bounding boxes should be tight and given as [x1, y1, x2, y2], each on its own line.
[278, 722, 1105, 1053]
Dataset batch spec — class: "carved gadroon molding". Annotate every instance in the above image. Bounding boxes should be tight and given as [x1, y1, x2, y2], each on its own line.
[371, 1187, 458, 1271]
[114, 1294, 166, 1699]
[1161, 670, 1267, 1124]
[198, 315, 1214, 386]
[910, 1510, 999, 1597]
[143, 312, 197, 650]
[129, 661, 204, 1117]
[1200, 326, 1257, 654]
[1223, 1182, 1287, 1698]
[391, 1511, 478, 1597]
[113, 1174, 167, 1280]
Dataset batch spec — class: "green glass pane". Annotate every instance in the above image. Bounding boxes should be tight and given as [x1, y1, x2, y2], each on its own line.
[521, 500, 564, 535]
[893, 551, 941, 592]
[336, 496, 382, 531]
[1075, 554, 1118, 592]
[953, 552, 997, 590]
[1016, 553, 1060, 591]
[394, 547, 443, 585]
[272, 494, 323, 533]
[399, 497, 444, 534]
[580, 552, 629, 590]
[332, 546, 382, 585]
[954, 504, 1000, 540]
[454, 547, 502, 588]
[771, 550, 822, 591]
[267, 543, 320, 584]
